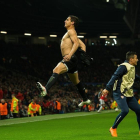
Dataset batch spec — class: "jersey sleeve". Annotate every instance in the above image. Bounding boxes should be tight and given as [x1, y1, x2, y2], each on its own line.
[106, 65, 127, 91]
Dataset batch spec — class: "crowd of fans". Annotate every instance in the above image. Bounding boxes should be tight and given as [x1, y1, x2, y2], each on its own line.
[0, 40, 140, 119]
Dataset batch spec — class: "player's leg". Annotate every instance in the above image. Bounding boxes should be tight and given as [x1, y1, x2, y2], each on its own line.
[110, 92, 129, 137]
[67, 72, 91, 107]
[105, 101, 111, 110]
[67, 71, 80, 85]
[97, 99, 104, 112]
[37, 62, 67, 96]
[94, 102, 98, 111]
[45, 62, 67, 89]
[31, 113, 34, 117]
[127, 96, 140, 134]
[112, 92, 129, 129]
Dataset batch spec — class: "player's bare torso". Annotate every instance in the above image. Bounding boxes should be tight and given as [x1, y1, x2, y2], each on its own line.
[60, 31, 73, 57]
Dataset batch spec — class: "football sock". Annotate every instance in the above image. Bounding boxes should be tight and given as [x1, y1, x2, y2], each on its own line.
[45, 73, 59, 91]
[76, 82, 88, 101]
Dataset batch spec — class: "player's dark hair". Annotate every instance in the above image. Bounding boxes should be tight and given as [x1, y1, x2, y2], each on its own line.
[126, 51, 137, 61]
[69, 15, 79, 28]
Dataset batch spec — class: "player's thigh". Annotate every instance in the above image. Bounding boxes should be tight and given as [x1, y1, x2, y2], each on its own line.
[100, 99, 104, 105]
[113, 92, 129, 112]
[67, 72, 80, 85]
[127, 97, 140, 113]
[102, 100, 105, 105]
[53, 62, 68, 74]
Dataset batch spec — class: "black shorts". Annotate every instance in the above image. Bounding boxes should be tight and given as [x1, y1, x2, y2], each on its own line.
[61, 54, 78, 73]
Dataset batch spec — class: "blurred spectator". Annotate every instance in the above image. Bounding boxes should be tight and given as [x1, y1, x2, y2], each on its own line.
[16, 91, 24, 101]
[94, 91, 99, 111]
[138, 99, 140, 104]
[36, 103, 42, 116]
[0, 99, 8, 120]
[11, 94, 19, 118]
[19, 105, 28, 117]
[54, 98, 61, 114]
[6, 99, 11, 119]
[0, 87, 3, 100]
[28, 99, 37, 117]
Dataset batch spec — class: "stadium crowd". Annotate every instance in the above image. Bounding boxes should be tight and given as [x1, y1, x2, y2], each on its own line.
[0, 40, 140, 119]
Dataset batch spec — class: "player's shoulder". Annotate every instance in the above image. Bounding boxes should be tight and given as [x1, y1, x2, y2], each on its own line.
[68, 29, 77, 35]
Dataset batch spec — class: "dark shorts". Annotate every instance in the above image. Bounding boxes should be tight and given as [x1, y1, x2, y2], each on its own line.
[61, 54, 78, 73]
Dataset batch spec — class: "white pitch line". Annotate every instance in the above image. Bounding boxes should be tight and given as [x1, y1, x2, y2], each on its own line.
[0, 110, 116, 126]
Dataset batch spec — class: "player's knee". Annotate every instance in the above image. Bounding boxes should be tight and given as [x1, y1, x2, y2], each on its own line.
[53, 67, 60, 74]
[53, 68, 58, 74]
[73, 80, 80, 85]
[73, 79, 80, 85]
[122, 109, 129, 115]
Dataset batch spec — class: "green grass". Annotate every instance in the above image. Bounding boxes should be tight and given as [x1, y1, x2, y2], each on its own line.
[0, 110, 139, 140]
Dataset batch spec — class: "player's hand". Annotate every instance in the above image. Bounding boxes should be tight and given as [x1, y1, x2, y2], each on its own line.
[102, 89, 109, 95]
[63, 54, 71, 61]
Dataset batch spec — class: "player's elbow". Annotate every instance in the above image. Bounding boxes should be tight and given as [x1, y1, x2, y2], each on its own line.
[74, 42, 79, 48]
[81, 44, 86, 51]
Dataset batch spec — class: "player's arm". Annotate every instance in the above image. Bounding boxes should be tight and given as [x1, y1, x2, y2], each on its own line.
[78, 39, 86, 52]
[68, 30, 79, 57]
[103, 65, 127, 95]
[64, 30, 79, 61]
